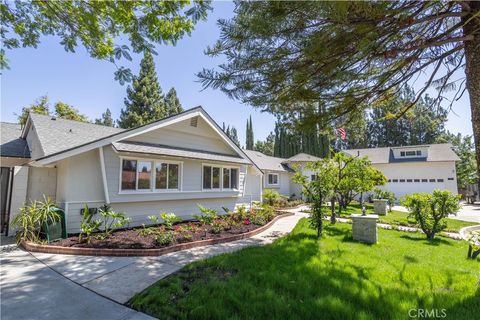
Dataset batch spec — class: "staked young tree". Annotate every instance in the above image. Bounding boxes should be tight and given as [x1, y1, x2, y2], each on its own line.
[118, 51, 166, 128]
[199, 1, 480, 197]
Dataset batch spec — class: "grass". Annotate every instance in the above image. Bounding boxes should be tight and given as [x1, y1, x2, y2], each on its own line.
[128, 220, 479, 320]
[335, 203, 477, 233]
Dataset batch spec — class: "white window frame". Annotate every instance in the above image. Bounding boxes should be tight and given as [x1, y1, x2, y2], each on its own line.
[202, 163, 240, 191]
[267, 173, 279, 186]
[119, 156, 183, 194]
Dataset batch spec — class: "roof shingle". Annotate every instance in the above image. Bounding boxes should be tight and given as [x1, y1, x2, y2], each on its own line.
[0, 123, 30, 158]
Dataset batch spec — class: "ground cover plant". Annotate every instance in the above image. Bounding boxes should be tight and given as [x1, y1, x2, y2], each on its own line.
[128, 219, 479, 320]
[52, 204, 282, 249]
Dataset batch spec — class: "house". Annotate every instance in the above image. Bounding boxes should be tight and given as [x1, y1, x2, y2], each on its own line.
[243, 150, 321, 199]
[343, 144, 460, 199]
[0, 107, 263, 235]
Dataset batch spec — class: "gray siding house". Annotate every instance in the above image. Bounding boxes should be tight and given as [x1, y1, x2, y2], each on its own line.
[0, 107, 263, 235]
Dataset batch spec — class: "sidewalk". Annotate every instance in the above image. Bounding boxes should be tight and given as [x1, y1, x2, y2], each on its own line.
[28, 207, 309, 304]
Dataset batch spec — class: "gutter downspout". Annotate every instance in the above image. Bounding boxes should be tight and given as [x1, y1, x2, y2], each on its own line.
[98, 147, 110, 204]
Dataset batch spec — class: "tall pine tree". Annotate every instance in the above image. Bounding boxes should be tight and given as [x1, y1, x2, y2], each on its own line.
[95, 108, 114, 127]
[118, 51, 166, 128]
[165, 88, 184, 116]
[246, 115, 254, 150]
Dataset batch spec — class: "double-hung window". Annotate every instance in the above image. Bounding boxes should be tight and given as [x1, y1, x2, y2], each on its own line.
[203, 165, 238, 190]
[120, 159, 180, 192]
[268, 173, 279, 185]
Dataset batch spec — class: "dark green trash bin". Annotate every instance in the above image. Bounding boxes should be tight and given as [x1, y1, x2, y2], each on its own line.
[43, 208, 67, 243]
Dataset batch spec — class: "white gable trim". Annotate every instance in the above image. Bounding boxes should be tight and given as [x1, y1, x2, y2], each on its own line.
[30, 107, 256, 169]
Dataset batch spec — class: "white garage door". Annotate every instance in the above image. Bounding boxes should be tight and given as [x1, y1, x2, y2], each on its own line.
[385, 181, 446, 199]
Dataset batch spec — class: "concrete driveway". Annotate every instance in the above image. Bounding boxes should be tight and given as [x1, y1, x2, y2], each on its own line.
[1, 248, 155, 320]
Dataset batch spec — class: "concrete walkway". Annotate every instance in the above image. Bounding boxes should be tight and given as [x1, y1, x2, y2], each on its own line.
[1, 208, 307, 319]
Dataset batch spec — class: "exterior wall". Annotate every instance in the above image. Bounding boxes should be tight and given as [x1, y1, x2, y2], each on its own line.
[263, 170, 291, 197]
[26, 167, 57, 202]
[7, 166, 29, 234]
[243, 166, 263, 202]
[55, 149, 105, 203]
[127, 117, 237, 156]
[374, 161, 458, 199]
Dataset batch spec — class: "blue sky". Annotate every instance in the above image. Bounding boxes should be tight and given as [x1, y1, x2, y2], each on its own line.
[1, 1, 473, 144]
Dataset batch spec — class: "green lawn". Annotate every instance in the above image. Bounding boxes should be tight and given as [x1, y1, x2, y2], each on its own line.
[128, 219, 479, 320]
[336, 203, 476, 233]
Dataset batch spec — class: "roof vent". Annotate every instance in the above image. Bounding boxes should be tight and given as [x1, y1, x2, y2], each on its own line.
[190, 116, 198, 127]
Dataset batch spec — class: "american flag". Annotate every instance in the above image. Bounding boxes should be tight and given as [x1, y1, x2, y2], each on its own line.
[337, 127, 346, 140]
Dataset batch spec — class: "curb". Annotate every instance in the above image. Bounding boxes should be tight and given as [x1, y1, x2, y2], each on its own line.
[21, 213, 295, 257]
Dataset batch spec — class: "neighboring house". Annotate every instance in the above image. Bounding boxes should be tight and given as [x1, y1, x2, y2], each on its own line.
[243, 150, 321, 199]
[343, 144, 460, 199]
[0, 107, 263, 235]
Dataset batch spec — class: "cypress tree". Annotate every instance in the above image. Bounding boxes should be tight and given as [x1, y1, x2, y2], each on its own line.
[246, 116, 254, 150]
[165, 87, 184, 116]
[95, 108, 114, 127]
[118, 51, 166, 128]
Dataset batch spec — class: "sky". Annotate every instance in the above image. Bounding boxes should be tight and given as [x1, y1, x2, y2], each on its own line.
[1, 1, 474, 144]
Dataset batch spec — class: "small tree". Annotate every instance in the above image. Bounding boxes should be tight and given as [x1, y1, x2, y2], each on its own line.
[401, 190, 460, 239]
[293, 159, 335, 238]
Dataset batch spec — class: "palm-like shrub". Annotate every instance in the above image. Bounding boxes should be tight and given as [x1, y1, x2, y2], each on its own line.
[401, 190, 460, 239]
[263, 189, 280, 206]
[12, 196, 60, 243]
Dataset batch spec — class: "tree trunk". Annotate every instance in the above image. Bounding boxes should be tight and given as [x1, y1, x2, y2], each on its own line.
[463, 1, 480, 201]
[330, 197, 336, 224]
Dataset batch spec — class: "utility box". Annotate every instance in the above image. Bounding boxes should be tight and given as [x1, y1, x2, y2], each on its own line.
[43, 208, 67, 242]
[373, 199, 388, 215]
[351, 214, 378, 244]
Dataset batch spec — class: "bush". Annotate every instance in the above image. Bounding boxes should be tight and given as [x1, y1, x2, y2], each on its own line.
[155, 231, 174, 246]
[263, 189, 281, 206]
[160, 211, 182, 229]
[99, 204, 130, 237]
[12, 196, 60, 243]
[401, 190, 460, 239]
[79, 204, 103, 243]
[194, 205, 218, 225]
[211, 221, 224, 234]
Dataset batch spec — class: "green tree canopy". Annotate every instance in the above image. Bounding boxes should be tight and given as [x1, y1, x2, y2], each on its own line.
[165, 88, 184, 116]
[118, 51, 166, 128]
[254, 132, 275, 156]
[199, 1, 480, 194]
[17, 96, 88, 124]
[1, 1, 212, 83]
[245, 116, 254, 150]
[95, 108, 114, 127]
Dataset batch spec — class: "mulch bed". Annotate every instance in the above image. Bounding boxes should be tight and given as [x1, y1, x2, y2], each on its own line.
[52, 218, 270, 250]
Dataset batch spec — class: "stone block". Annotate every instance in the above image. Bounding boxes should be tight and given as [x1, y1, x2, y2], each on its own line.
[351, 214, 378, 244]
[373, 199, 388, 215]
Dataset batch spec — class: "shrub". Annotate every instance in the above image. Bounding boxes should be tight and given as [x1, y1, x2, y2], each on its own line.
[259, 203, 275, 221]
[160, 211, 182, 229]
[274, 197, 288, 208]
[99, 204, 130, 238]
[401, 190, 460, 239]
[194, 205, 218, 225]
[263, 189, 280, 206]
[155, 231, 174, 246]
[12, 196, 60, 243]
[211, 221, 224, 234]
[79, 204, 103, 243]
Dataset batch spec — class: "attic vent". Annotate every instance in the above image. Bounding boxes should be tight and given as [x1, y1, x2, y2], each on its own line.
[190, 116, 198, 127]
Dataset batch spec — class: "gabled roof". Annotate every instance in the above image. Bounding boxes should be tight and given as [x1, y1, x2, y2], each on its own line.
[26, 113, 123, 157]
[28, 107, 254, 168]
[0, 122, 30, 158]
[243, 150, 293, 172]
[282, 153, 322, 163]
[343, 143, 460, 164]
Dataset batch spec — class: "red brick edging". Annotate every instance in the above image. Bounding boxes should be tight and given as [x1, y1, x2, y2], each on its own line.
[21, 213, 295, 257]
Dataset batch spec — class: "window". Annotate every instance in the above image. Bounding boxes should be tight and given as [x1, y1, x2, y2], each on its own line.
[399, 179, 405, 182]
[416, 150, 422, 156]
[400, 151, 405, 157]
[400, 150, 421, 157]
[392, 179, 398, 183]
[429, 179, 436, 182]
[268, 173, 279, 185]
[137, 161, 152, 189]
[421, 179, 428, 182]
[414, 179, 420, 182]
[311, 175, 319, 181]
[437, 179, 444, 183]
[121, 160, 137, 190]
[448, 177, 454, 181]
[405, 151, 417, 156]
[387, 179, 391, 182]
[203, 165, 239, 190]
[406, 179, 412, 182]
[121, 158, 181, 192]
[155, 163, 179, 190]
